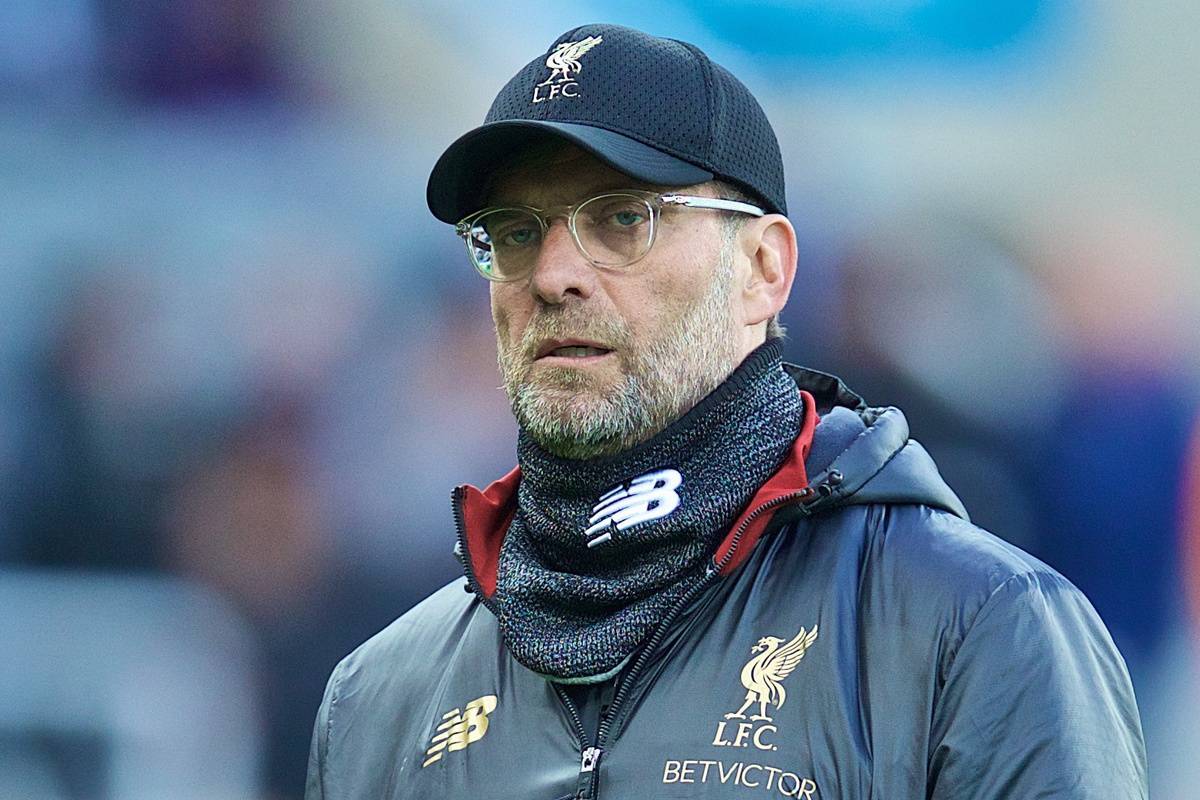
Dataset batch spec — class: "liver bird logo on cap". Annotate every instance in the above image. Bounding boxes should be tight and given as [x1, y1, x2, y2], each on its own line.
[724, 626, 820, 723]
[537, 35, 604, 86]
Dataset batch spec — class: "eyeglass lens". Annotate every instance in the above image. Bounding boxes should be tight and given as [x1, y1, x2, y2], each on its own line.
[464, 194, 655, 279]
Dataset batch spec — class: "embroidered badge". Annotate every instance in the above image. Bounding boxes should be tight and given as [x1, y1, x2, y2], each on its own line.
[726, 627, 819, 722]
[661, 627, 822, 797]
[710, 626, 820, 754]
[533, 35, 603, 104]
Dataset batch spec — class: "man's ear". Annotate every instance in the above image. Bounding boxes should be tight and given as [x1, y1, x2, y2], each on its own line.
[738, 213, 797, 326]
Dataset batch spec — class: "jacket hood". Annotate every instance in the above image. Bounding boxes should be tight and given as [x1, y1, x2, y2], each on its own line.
[788, 363, 969, 523]
[454, 363, 968, 598]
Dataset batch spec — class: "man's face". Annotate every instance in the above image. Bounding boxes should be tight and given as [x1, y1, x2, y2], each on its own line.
[487, 145, 748, 459]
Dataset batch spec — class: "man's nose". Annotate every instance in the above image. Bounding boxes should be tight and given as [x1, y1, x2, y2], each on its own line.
[528, 218, 596, 304]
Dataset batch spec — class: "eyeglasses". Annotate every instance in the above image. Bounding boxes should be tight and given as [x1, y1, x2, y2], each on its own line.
[454, 189, 765, 282]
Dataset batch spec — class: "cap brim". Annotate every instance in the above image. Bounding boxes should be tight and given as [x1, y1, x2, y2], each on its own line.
[426, 120, 714, 223]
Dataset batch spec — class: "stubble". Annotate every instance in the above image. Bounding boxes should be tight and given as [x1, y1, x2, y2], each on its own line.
[495, 249, 741, 460]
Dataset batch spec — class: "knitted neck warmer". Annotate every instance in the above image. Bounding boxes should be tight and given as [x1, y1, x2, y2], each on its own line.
[493, 340, 802, 682]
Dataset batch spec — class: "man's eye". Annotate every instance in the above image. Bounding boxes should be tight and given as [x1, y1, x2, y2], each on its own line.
[611, 210, 646, 227]
[499, 227, 540, 247]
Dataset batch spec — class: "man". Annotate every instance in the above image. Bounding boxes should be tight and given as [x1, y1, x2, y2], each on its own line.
[305, 24, 1148, 799]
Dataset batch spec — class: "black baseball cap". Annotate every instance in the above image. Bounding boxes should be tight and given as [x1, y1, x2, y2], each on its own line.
[426, 23, 786, 223]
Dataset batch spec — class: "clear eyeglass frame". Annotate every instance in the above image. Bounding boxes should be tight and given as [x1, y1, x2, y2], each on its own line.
[453, 189, 765, 282]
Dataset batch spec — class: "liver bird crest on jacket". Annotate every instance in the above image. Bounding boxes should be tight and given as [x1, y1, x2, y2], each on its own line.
[538, 36, 603, 85]
[725, 626, 819, 722]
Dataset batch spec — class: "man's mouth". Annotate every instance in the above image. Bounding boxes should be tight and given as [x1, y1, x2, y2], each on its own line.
[534, 340, 614, 361]
[548, 345, 610, 358]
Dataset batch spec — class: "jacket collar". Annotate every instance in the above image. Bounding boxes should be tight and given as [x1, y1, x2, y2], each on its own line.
[783, 362, 868, 415]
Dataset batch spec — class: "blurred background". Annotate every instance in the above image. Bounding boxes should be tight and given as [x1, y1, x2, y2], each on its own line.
[1, 1, 1197, 797]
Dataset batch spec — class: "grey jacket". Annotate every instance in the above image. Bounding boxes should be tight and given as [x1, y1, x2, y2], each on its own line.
[305, 366, 1148, 799]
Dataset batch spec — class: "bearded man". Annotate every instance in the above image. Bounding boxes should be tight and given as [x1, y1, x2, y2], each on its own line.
[305, 24, 1148, 800]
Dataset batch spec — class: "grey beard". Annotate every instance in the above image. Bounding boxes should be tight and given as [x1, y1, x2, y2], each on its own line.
[498, 255, 741, 460]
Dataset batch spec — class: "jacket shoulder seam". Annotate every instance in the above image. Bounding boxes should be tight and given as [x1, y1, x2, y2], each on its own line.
[944, 568, 1071, 681]
[322, 657, 348, 795]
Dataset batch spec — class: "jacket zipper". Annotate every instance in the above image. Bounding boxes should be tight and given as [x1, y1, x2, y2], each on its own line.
[453, 487, 603, 797]
[453, 488, 603, 797]
[580, 487, 815, 799]
[550, 683, 603, 800]
[451, 486, 502, 616]
[454, 484, 819, 800]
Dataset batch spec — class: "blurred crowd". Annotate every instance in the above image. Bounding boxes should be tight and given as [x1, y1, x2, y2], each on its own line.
[1, 2, 1197, 798]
